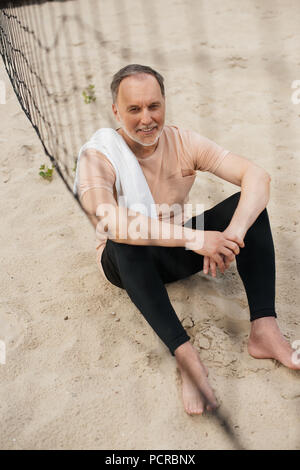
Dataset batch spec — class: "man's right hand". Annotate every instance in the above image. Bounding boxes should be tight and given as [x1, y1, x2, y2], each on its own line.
[188, 230, 241, 274]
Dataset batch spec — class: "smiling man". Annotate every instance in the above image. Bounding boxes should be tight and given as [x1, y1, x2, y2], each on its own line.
[76, 64, 300, 416]
[114, 74, 165, 153]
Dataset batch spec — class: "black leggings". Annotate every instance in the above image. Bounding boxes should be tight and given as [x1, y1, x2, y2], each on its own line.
[101, 191, 277, 356]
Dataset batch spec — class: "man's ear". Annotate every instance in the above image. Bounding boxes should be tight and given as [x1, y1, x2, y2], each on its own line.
[112, 103, 119, 120]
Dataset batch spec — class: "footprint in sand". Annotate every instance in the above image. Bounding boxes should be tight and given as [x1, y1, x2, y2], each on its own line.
[1, 168, 11, 183]
[224, 56, 248, 69]
[146, 351, 162, 370]
[206, 295, 250, 335]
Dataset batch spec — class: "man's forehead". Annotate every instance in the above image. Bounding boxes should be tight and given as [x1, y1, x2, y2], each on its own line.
[118, 74, 162, 103]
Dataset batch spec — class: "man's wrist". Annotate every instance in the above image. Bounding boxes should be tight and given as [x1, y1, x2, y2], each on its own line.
[226, 221, 247, 240]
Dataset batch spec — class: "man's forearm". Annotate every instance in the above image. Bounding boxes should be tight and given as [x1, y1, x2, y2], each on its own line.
[96, 205, 198, 248]
[226, 167, 271, 239]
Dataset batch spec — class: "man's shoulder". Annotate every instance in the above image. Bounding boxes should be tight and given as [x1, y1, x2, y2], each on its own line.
[164, 124, 198, 138]
[163, 125, 204, 149]
[164, 124, 180, 134]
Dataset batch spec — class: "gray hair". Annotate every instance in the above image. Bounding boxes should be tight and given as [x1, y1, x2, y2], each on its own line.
[110, 64, 165, 103]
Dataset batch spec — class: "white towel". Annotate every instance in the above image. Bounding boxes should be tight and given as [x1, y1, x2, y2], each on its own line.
[73, 127, 158, 219]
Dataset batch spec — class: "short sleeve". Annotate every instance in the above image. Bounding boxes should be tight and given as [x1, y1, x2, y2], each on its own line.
[77, 149, 116, 203]
[181, 129, 230, 173]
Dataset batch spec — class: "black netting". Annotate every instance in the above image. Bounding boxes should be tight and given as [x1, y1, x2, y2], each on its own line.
[0, 0, 115, 217]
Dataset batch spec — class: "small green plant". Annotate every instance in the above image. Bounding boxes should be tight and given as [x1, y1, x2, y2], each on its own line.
[39, 164, 54, 181]
[82, 84, 96, 104]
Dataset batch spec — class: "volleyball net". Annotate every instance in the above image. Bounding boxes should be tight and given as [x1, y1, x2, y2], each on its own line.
[0, 0, 115, 211]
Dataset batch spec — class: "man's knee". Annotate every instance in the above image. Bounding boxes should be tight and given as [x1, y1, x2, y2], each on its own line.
[246, 207, 271, 241]
[227, 191, 241, 210]
[254, 207, 270, 227]
[204, 191, 242, 231]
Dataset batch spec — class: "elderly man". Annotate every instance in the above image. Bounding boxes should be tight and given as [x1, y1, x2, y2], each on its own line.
[76, 64, 299, 416]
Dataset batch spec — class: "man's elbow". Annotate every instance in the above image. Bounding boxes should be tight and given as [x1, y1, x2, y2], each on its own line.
[261, 169, 271, 182]
[253, 166, 271, 183]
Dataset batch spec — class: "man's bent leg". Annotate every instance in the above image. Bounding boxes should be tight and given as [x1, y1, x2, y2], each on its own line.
[103, 239, 191, 356]
[188, 192, 299, 370]
[196, 191, 277, 322]
[102, 240, 220, 413]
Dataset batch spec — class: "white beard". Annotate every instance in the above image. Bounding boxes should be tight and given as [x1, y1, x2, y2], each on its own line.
[117, 114, 164, 147]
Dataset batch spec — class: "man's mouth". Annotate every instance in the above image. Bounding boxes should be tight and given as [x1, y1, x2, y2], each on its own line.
[138, 126, 157, 135]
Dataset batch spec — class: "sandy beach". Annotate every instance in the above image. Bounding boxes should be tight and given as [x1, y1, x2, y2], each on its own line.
[0, 0, 299, 450]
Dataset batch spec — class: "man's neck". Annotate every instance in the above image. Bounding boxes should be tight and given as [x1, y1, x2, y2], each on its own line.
[116, 128, 159, 159]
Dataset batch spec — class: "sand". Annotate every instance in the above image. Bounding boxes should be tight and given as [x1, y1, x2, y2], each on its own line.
[0, 0, 299, 450]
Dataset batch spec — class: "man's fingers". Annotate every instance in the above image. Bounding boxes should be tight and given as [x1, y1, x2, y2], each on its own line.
[220, 247, 236, 260]
[238, 237, 245, 248]
[203, 256, 210, 274]
[232, 235, 245, 248]
[209, 259, 217, 277]
[223, 255, 231, 269]
[224, 239, 240, 255]
[223, 233, 245, 249]
[214, 254, 225, 274]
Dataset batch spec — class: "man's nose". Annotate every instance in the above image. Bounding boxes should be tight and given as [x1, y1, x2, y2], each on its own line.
[140, 108, 153, 125]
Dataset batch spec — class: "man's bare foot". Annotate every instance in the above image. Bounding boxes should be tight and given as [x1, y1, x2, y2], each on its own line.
[175, 341, 219, 416]
[248, 317, 300, 370]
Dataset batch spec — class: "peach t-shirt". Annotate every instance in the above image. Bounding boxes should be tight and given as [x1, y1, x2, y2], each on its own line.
[77, 125, 230, 279]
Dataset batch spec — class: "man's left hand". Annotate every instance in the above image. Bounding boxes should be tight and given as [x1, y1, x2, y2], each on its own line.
[203, 226, 245, 277]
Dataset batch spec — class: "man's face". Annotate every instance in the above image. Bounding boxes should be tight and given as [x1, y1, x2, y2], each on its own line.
[112, 73, 165, 147]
